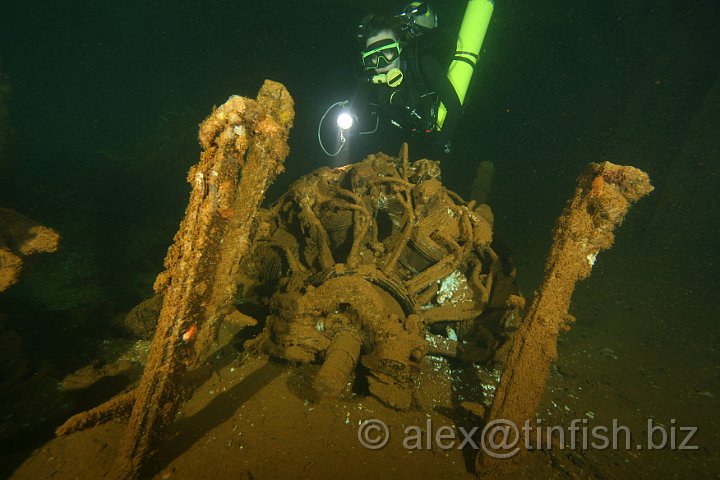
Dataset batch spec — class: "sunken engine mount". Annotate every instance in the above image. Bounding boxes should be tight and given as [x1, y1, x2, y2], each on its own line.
[243, 148, 522, 409]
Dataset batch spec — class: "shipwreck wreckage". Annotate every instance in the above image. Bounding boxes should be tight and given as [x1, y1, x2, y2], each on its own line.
[241, 144, 522, 409]
[54, 81, 652, 479]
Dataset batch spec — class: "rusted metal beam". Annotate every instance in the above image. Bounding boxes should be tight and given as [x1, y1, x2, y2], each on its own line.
[476, 162, 653, 478]
[109, 80, 294, 480]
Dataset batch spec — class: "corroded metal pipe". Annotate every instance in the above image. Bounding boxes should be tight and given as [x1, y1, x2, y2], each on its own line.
[314, 329, 362, 398]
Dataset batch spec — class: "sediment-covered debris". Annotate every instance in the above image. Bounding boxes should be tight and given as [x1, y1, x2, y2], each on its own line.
[119, 294, 164, 339]
[54, 81, 523, 478]
[243, 144, 522, 409]
[112, 80, 294, 480]
[470, 160, 495, 204]
[0, 208, 60, 292]
[476, 161, 653, 477]
[56, 80, 294, 480]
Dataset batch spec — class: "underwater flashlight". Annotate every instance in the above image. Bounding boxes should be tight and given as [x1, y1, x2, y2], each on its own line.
[318, 100, 377, 157]
[337, 111, 354, 130]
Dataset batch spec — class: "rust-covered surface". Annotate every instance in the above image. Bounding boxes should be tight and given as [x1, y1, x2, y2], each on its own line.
[40, 81, 652, 479]
[78, 80, 296, 480]
[243, 144, 522, 409]
[0, 208, 60, 292]
[51, 81, 658, 480]
[476, 162, 653, 477]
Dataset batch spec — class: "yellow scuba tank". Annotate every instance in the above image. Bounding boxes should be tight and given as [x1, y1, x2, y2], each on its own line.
[436, 0, 494, 129]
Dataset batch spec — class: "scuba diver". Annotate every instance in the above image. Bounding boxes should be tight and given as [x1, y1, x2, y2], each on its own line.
[354, 4, 460, 156]
[318, 1, 494, 159]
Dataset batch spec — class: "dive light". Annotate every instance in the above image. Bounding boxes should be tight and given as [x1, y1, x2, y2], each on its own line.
[337, 111, 354, 130]
[318, 100, 379, 157]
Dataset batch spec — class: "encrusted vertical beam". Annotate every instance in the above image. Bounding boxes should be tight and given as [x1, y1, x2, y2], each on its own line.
[112, 80, 294, 480]
[476, 162, 652, 478]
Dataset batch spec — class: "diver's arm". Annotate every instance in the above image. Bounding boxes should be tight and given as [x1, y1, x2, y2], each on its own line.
[345, 81, 379, 133]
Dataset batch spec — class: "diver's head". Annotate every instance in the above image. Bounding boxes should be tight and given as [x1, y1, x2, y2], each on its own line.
[357, 14, 403, 74]
[398, 2, 438, 37]
[363, 29, 402, 73]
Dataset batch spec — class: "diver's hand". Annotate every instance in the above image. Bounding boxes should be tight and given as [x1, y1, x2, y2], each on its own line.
[433, 138, 452, 155]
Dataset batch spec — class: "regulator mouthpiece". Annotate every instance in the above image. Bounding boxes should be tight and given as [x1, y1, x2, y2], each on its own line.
[370, 68, 404, 88]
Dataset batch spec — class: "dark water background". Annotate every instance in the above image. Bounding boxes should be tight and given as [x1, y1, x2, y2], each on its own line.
[0, 0, 718, 475]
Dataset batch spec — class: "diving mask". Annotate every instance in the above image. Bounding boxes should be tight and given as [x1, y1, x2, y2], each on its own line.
[361, 39, 402, 70]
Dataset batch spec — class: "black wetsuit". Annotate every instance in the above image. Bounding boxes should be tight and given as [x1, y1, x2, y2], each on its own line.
[352, 32, 462, 156]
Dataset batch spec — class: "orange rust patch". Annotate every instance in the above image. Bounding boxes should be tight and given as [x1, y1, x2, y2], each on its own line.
[256, 116, 279, 135]
[182, 324, 198, 343]
[217, 207, 234, 219]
